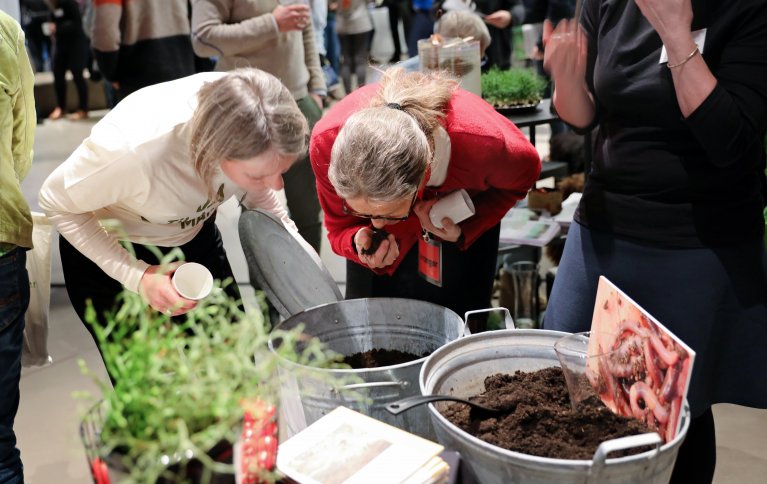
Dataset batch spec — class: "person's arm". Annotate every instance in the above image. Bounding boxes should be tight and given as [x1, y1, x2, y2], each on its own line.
[191, 0, 310, 58]
[302, 19, 327, 100]
[451, 120, 542, 248]
[309, 128, 369, 263]
[38, 152, 152, 294]
[12, 25, 35, 182]
[242, 188, 298, 233]
[543, 17, 596, 130]
[90, 0, 121, 81]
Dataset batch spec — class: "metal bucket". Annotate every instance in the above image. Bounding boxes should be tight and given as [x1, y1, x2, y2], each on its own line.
[268, 298, 466, 441]
[419, 329, 690, 484]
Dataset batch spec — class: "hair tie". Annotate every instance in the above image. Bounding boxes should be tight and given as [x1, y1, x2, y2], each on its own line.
[386, 102, 404, 111]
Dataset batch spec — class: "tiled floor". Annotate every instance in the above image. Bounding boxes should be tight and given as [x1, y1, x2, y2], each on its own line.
[15, 106, 767, 483]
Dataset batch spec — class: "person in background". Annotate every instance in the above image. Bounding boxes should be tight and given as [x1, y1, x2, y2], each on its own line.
[20, 0, 52, 72]
[91, 0, 196, 102]
[39, 69, 307, 357]
[384, 0, 410, 62]
[44, 0, 88, 120]
[0, 9, 36, 484]
[474, 0, 524, 70]
[335, 0, 373, 94]
[372, 9, 490, 78]
[542, 0, 767, 481]
[191, 0, 327, 253]
[408, 0, 433, 59]
[310, 67, 540, 331]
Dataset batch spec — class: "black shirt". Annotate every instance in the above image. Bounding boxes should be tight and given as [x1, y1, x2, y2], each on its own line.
[575, 0, 767, 247]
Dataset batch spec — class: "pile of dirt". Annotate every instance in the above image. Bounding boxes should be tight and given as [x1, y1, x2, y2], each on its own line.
[442, 367, 654, 460]
[342, 349, 428, 369]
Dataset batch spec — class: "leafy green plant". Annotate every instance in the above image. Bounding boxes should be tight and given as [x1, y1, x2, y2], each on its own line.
[481, 67, 547, 107]
[77, 248, 346, 483]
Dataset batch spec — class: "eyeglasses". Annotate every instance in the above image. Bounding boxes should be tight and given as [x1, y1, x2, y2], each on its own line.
[342, 191, 418, 222]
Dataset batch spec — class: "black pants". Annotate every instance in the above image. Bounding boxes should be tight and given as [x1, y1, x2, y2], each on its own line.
[670, 407, 716, 483]
[346, 224, 501, 331]
[60, 217, 240, 347]
[52, 37, 88, 112]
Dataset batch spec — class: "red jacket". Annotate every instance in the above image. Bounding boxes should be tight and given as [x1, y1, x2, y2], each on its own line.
[310, 85, 541, 275]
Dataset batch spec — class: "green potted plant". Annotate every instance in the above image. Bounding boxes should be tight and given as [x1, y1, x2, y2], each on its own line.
[481, 67, 547, 111]
[77, 249, 342, 483]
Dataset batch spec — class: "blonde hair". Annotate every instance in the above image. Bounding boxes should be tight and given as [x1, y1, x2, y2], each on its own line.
[329, 67, 457, 202]
[435, 11, 492, 56]
[190, 68, 308, 195]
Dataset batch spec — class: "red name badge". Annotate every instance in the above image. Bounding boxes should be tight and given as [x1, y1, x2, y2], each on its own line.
[418, 235, 442, 287]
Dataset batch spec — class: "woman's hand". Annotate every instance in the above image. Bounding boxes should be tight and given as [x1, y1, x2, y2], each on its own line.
[273, 5, 311, 32]
[354, 227, 400, 269]
[139, 262, 198, 316]
[542, 18, 587, 89]
[634, 0, 693, 46]
[484, 10, 512, 29]
[542, 18, 595, 128]
[413, 199, 462, 243]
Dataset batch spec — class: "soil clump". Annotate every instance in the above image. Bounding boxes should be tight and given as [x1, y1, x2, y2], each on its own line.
[442, 367, 654, 460]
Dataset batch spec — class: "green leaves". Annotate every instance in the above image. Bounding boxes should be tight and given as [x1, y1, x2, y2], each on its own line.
[77, 250, 340, 482]
[481, 67, 547, 107]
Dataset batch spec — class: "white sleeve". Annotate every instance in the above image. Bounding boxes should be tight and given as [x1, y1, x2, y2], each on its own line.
[242, 188, 299, 233]
[38, 144, 152, 293]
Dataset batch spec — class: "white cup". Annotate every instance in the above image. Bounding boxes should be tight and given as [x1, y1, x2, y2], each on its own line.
[429, 189, 476, 229]
[172, 263, 214, 300]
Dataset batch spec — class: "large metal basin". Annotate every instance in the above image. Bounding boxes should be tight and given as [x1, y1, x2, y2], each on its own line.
[269, 298, 465, 441]
[420, 329, 690, 483]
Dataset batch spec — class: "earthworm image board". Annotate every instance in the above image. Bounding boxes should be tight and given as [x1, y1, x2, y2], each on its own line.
[586, 276, 695, 443]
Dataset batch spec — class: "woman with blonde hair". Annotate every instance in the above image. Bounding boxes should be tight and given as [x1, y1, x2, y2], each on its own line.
[39, 68, 307, 342]
[311, 67, 540, 329]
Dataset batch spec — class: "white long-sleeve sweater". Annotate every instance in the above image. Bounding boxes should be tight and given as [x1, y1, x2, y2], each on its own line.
[39, 72, 293, 293]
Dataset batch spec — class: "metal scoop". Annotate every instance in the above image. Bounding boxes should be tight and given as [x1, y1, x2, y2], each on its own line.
[385, 395, 501, 418]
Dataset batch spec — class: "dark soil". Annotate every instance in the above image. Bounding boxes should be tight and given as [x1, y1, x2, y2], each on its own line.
[442, 367, 654, 460]
[343, 348, 429, 369]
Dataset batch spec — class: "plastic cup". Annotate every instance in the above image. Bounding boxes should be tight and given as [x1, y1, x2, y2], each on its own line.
[172, 263, 214, 300]
[554, 331, 614, 411]
[429, 189, 475, 229]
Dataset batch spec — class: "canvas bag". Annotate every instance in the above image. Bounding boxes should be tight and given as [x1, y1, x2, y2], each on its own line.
[22, 211, 53, 367]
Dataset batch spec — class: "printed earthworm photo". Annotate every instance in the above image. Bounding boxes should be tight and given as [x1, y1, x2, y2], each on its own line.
[586, 277, 695, 443]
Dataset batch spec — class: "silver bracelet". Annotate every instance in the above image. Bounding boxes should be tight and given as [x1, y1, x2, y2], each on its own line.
[667, 46, 700, 69]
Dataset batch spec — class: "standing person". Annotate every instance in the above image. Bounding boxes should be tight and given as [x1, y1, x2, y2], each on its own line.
[385, 0, 410, 62]
[474, 0, 525, 70]
[21, 0, 52, 72]
[38, 69, 307, 348]
[335, 0, 373, 94]
[44, 0, 89, 120]
[408, 0, 434, 59]
[542, 0, 767, 482]
[90, 0, 196, 102]
[0, 9, 36, 484]
[310, 67, 540, 330]
[191, 0, 327, 253]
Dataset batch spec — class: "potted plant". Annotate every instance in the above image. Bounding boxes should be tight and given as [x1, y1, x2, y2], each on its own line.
[480, 67, 547, 111]
[77, 249, 341, 483]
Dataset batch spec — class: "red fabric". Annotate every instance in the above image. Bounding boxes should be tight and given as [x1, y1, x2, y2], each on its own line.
[310, 84, 542, 276]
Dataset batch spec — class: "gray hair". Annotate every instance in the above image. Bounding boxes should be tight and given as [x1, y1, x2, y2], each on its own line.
[435, 11, 492, 56]
[190, 68, 308, 195]
[328, 67, 457, 203]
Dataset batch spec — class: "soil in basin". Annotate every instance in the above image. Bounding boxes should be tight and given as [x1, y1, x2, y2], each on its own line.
[343, 349, 429, 369]
[442, 367, 654, 460]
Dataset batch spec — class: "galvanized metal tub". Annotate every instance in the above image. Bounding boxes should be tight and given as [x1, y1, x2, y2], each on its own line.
[419, 329, 690, 484]
[269, 298, 465, 441]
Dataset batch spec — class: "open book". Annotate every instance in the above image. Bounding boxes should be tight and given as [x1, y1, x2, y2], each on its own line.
[277, 407, 449, 484]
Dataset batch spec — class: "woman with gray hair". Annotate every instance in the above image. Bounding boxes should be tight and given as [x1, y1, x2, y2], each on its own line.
[311, 67, 540, 330]
[39, 68, 307, 338]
